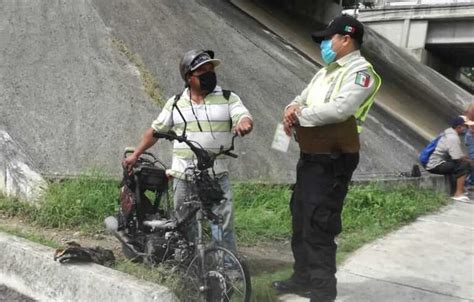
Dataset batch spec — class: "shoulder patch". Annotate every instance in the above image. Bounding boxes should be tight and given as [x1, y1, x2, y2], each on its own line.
[355, 71, 371, 87]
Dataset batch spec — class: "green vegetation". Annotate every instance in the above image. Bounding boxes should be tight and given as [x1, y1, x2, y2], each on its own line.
[0, 225, 61, 249]
[112, 37, 165, 107]
[114, 261, 187, 299]
[233, 183, 292, 242]
[0, 178, 447, 302]
[0, 173, 118, 233]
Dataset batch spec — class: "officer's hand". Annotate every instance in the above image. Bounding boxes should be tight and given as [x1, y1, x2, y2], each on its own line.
[234, 117, 253, 137]
[123, 154, 138, 171]
[283, 121, 293, 136]
[283, 105, 301, 127]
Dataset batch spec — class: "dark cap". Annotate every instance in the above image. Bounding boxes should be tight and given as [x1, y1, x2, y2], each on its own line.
[451, 116, 467, 128]
[311, 14, 364, 45]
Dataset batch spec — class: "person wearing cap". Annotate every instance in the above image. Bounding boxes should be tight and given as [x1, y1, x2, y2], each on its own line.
[123, 49, 253, 252]
[272, 14, 381, 302]
[426, 116, 472, 202]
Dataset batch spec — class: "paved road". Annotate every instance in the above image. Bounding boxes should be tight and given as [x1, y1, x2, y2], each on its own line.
[0, 285, 35, 302]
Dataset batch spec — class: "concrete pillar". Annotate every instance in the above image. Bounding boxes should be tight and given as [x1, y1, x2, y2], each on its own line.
[401, 18, 410, 48]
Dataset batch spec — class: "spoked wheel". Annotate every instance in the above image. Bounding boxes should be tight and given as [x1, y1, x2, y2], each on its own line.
[185, 247, 251, 302]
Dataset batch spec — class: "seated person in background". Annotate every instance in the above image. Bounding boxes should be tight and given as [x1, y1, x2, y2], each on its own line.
[426, 116, 472, 202]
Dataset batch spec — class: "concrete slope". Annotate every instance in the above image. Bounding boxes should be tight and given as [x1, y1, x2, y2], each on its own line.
[230, 1, 474, 135]
[230, 0, 472, 140]
[91, 0, 428, 178]
[0, 0, 170, 176]
[363, 28, 473, 139]
[0, 0, 460, 181]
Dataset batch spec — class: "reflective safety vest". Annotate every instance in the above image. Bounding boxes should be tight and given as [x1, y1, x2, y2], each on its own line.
[306, 58, 382, 133]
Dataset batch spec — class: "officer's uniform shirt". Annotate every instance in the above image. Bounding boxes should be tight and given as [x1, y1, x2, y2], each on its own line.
[288, 50, 379, 127]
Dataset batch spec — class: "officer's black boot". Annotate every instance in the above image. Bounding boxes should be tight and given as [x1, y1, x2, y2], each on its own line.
[309, 277, 336, 302]
[272, 274, 311, 296]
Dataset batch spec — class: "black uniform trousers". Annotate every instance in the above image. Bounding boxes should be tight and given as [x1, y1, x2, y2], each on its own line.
[290, 152, 359, 302]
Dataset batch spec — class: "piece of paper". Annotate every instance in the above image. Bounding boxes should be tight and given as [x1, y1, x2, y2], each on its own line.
[271, 123, 291, 153]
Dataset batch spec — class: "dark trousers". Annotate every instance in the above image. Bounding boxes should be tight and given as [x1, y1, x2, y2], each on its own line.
[291, 152, 359, 302]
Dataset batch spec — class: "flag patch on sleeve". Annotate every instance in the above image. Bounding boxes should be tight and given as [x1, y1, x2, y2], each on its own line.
[355, 71, 371, 87]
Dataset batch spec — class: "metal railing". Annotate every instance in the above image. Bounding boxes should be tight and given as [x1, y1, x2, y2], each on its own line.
[377, 0, 474, 7]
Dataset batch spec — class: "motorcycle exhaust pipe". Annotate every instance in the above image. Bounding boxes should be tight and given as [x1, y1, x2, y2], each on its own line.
[104, 216, 146, 257]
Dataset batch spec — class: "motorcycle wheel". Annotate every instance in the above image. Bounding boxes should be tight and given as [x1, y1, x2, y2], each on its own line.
[185, 247, 251, 302]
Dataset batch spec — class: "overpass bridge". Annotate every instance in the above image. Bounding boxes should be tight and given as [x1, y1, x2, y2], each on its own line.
[358, 0, 474, 92]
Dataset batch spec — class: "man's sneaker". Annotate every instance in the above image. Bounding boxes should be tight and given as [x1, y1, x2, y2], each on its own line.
[272, 278, 311, 296]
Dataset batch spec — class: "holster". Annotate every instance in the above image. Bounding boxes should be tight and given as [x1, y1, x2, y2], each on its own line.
[295, 116, 360, 154]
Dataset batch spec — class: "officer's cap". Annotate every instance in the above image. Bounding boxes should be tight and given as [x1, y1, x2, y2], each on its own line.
[311, 14, 364, 45]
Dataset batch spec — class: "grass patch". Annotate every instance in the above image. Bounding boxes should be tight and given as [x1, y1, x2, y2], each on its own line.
[0, 225, 61, 249]
[34, 174, 117, 232]
[0, 173, 118, 233]
[114, 261, 186, 298]
[233, 183, 292, 242]
[0, 178, 447, 302]
[234, 183, 446, 248]
[112, 38, 165, 107]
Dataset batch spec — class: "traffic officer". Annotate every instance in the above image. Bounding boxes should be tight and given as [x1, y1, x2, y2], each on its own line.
[272, 14, 382, 302]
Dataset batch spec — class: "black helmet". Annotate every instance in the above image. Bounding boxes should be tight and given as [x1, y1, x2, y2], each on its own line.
[179, 49, 221, 81]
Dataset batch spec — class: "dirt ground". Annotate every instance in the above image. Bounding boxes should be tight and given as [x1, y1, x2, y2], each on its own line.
[0, 215, 293, 276]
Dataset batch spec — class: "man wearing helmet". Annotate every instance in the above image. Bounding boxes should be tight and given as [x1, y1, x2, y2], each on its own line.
[123, 49, 253, 252]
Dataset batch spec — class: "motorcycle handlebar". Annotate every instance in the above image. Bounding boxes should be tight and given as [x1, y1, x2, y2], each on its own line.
[152, 130, 238, 170]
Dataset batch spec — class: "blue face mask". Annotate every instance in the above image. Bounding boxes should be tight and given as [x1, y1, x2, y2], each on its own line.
[320, 39, 337, 65]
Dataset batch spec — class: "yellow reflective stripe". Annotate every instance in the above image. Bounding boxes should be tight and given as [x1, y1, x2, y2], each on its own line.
[355, 66, 382, 133]
[330, 60, 370, 103]
[173, 120, 232, 132]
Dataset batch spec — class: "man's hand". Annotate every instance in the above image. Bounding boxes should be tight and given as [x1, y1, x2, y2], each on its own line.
[122, 153, 139, 171]
[122, 128, 158, 171]
[283, 121, 293, 136]
[234, 117, 253, 137]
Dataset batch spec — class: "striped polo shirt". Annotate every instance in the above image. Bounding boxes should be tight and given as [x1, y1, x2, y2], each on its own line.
[151, 86, 252, 179]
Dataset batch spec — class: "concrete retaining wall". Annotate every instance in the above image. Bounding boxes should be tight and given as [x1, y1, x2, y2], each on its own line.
[0, 233, 177, 302]
[353, 174, 451, 194]
[0, 130, 47, 203]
